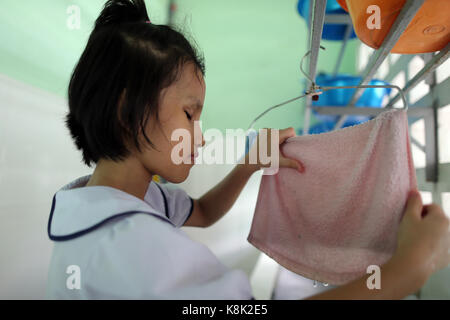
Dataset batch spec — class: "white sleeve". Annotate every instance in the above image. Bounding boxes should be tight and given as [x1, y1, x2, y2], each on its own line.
[155, 183, 194, 228]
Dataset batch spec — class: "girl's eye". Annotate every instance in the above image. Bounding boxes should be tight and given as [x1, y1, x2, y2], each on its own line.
[185, 110, 192, 120]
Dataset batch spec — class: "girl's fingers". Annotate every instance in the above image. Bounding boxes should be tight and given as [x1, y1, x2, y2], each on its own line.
[279, 128, 303, 172]
[279, 127, 296, 144]
[256, 127, 303, 172]
[404, 190, 423, 220]
[271, 128, 303, 173]
[279, 155, 305, 173]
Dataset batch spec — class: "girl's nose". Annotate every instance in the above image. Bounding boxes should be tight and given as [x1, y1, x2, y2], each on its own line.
[201, 135, 205, 147]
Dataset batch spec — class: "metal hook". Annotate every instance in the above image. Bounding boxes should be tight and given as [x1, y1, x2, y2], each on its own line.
[246, 91, 322, 131]
[246, 49, 409, 131]
[300, 46, 326, 90]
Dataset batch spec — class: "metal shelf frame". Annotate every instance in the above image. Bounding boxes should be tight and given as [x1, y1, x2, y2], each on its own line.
[302, 0, 450, 186]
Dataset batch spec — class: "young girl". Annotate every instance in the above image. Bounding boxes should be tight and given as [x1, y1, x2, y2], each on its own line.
[46, 0, 449, 299]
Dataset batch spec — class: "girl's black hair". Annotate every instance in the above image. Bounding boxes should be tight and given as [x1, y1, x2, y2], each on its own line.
[66, 0, 205, 166]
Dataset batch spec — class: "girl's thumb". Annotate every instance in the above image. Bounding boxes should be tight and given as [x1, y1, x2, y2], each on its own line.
[282, 158, 304, 172]
[404, 190, 423, 219]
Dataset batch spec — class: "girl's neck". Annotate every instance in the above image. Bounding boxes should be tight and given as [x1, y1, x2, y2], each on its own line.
[86, 156, 153, 201]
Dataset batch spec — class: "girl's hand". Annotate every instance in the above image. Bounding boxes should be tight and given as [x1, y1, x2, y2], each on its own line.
[244, 127, 305, 173]
[394, 190, 450, 283]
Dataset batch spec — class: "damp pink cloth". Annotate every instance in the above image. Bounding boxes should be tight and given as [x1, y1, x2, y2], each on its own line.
[247, 109, 418, 285]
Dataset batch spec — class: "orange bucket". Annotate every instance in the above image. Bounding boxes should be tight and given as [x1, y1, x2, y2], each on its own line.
[337, 0, 450, 53]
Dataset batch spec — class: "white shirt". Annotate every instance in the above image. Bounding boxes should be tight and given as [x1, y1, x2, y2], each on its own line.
[45, 175, 253, 299]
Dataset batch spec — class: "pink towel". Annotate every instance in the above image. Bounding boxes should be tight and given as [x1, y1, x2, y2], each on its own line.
[247, 109, 418, 285]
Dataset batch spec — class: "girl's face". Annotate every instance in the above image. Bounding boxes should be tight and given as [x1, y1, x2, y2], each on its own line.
[136, 62, 206, 183]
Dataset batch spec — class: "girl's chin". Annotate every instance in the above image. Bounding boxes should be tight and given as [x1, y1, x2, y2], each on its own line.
[162, 166, 192, 184]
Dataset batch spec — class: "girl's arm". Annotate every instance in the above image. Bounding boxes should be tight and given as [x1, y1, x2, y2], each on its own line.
[184, 128, 302, 228]
[184, 163, 258, 228]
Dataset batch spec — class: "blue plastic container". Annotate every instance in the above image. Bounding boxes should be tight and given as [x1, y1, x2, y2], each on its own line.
[297, 0, 357, 41]
[311, 74, 392, 124]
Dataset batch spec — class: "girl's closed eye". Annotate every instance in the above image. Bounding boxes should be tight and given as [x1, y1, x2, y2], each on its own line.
[185, 110, 192, 120]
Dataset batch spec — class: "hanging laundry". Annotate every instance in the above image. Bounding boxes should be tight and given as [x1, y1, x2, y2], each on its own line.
[247, 108, 418, 285]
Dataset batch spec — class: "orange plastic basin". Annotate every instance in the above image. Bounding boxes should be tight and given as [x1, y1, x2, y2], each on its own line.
[337, 0, 450, 53]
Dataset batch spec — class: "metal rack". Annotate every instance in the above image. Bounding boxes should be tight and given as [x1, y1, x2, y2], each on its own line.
[302, 0, 449, 195]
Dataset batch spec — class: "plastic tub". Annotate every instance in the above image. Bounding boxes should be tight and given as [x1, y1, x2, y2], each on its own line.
[297, 0, 357, 41]
[311, 74, 392, 124]
[337, 0, 450, 53]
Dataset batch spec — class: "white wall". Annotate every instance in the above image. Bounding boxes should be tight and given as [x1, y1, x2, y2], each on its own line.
[0, 74, 90, 299]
